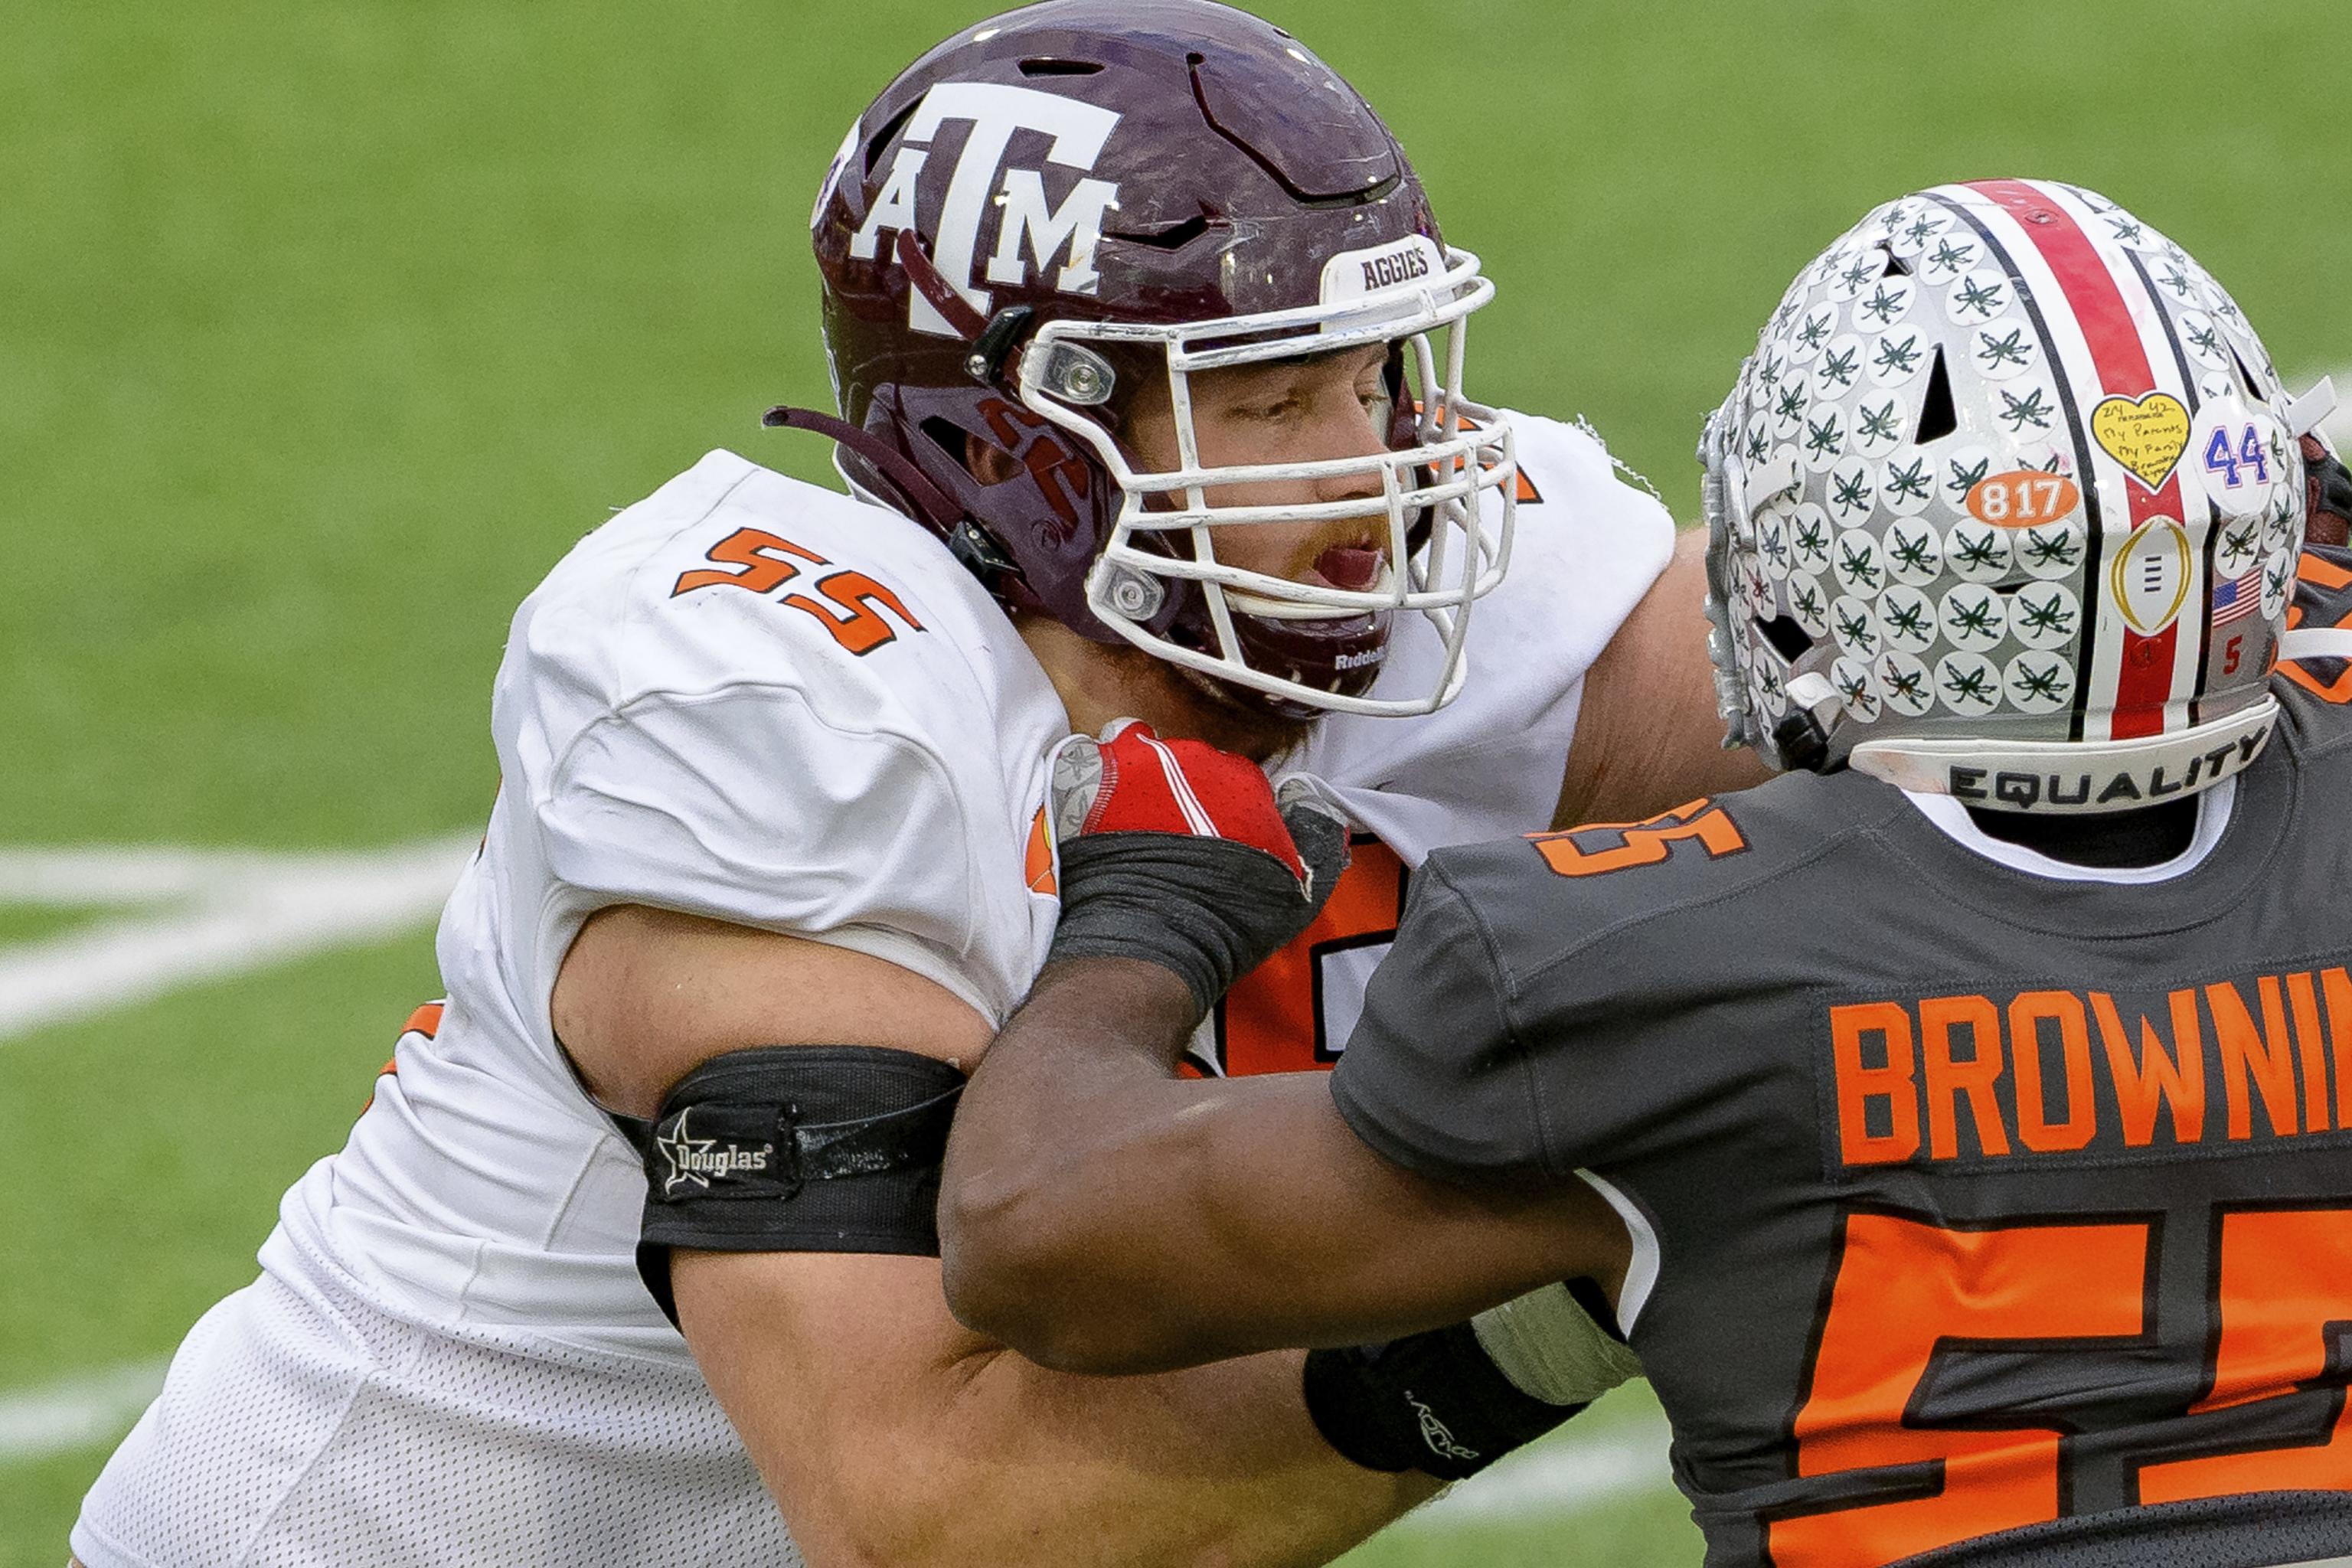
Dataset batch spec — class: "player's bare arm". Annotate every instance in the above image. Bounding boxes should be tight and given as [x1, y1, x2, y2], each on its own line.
[1556, 528, 1772, 828]
[942, 953, 1625, 1374]
[952, 181, 2352, 1566]
[542, 330, 1462, 1566]
[557, 910, 1434, 1568]
[941, 722, 1630, 1376]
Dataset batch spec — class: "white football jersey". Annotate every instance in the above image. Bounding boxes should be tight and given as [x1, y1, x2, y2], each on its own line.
[75, 410, 1671, 1568]
[309, 450, 1076, 1356]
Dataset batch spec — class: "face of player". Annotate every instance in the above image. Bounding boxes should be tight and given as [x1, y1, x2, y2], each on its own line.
[998, 341, 1404, 760]
[1117, 341, 1397, 593]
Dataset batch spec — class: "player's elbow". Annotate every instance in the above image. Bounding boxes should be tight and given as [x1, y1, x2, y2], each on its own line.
[939, 1172, 1088, 1362]
[939, 1173, 1171, 1374]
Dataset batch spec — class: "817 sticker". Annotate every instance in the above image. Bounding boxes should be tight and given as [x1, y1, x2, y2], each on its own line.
[1966, 470, 2081, 529]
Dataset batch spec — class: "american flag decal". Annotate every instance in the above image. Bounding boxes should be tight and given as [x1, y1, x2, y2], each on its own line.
[2212, 564, 2263, 626]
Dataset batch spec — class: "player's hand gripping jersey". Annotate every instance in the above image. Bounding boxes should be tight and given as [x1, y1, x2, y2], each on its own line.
[71, 411, 1668, 1568]
[1331, 548, 2352, 1568]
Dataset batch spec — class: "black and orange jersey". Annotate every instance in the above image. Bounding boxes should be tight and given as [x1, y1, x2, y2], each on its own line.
[1331, 547, 2352, 1567]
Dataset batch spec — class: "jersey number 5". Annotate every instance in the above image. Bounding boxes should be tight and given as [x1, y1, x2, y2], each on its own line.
[1527, 799, 1748, 877]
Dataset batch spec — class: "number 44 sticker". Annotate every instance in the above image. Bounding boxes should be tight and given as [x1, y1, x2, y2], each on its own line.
[2204, 424, 2272, 488]
[2198, 413, 2287, 518]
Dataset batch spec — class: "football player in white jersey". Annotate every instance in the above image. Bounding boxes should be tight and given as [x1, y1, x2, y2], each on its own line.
[70, 4, 1755, 1566]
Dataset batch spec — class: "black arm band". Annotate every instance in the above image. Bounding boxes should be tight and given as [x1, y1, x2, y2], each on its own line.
[1302, 1319, 1587, 1481]
[617, 1045, 965, 1325]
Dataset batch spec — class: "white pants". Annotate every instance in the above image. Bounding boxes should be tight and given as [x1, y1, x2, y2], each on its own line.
[72, 1257, 800, 1567]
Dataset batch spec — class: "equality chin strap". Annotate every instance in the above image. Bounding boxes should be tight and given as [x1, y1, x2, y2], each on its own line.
[1849, 703, 2279, 815]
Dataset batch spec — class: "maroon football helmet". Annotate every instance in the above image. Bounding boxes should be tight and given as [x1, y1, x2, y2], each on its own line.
[789, 0, 1515, 717]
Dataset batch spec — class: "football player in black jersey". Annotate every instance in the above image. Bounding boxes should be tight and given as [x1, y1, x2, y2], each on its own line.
[942, 181, 2352, 1568]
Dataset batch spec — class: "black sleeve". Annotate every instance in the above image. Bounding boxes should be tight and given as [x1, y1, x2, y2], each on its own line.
[1328, 863, 1554, 1183]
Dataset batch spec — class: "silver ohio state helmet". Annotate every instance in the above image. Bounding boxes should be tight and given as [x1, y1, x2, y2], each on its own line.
[1703, 179, 2339, 812]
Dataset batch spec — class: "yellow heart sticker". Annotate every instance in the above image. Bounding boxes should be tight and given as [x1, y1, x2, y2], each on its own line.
[2090, 392, 2192, 491]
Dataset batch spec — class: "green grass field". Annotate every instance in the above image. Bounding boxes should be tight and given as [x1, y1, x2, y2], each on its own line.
[5, 2, 2350, 1561]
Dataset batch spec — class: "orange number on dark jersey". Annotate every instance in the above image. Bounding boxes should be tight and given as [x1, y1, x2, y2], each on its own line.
[1214, 835, 1408, 1075]
[1528, 798, 1747, 877]
[2138, 1207, 2352, 1501]
[781, 570, 926, 655]
[672, 528, 826, 596]
[1772, 1205, 2352, 1567]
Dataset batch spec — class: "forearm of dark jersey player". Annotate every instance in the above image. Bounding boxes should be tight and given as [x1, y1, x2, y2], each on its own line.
[939, 956, 1614, 1374]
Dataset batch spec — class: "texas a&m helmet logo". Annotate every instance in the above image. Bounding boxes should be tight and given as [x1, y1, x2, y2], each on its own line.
[844, 83, 1123, 338]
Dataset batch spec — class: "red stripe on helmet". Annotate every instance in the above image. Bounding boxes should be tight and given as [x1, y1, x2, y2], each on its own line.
[1967, 179, 2182, 740]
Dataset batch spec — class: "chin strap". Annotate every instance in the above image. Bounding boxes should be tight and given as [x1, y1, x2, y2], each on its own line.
[888, 230, 1039, 390]
[760, 405, 962, 534]
[2282, 627, 2352, 662]
[895, 229, 989, 344]
[760, 405, 1024, 588]
[759, 229, 1047, 594]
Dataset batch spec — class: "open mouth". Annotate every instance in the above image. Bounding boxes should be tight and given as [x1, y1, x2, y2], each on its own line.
[1305, 542, 1387, 593]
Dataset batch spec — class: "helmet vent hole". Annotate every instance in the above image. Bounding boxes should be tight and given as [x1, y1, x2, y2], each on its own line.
[862, 98, 922, 177]
[1913, 346, 1958, 443]
[1880, 251, 1913, 278]
[919, 416, 972, 469]
[1107, 214, 1212, 251]
[2232, 347, 2264, 401]
[1017, 57, 1104, 77]
[1757, 614, 1813, 662]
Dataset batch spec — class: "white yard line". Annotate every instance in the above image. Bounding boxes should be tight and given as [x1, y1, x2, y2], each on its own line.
[0, 1357, 169, 1464]
[0, 837, 479, 1462]
[0, 837, 477, 1042]
[1401, 1413, 1676, 1527]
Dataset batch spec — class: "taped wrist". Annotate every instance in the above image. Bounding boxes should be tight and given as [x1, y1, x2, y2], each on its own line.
[1047, 831, 1312, 1014]
[1303, 1318, 1589, 1481]
[1471, 1279, 1642, 1407]
[621, 1045, 965, 1325]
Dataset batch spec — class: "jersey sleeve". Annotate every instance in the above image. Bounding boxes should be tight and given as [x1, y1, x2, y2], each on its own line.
[490, 456, 1053, 1027]
[1326, 780, 1860, 1188]
[1326, 863, 1554, 1181]
[532, 684, 998, 1018]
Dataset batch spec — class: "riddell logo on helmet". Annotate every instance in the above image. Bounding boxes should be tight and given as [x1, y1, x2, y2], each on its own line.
[848, 82, 1125, 338]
